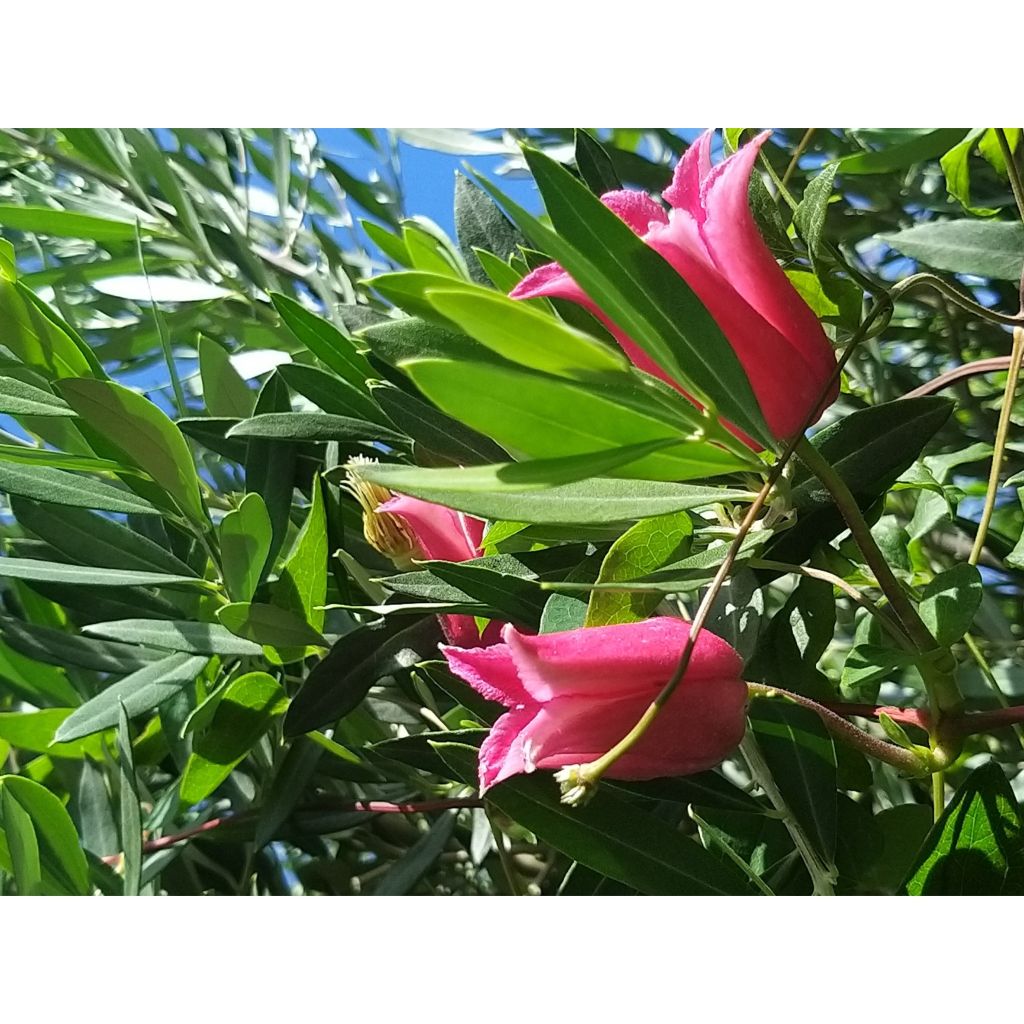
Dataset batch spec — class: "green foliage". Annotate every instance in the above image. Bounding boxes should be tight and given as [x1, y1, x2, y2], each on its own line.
[0, 126, 1021, 896]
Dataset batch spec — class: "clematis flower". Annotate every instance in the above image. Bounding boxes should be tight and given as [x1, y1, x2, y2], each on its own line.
[511, 129, 838, 445]
[442, 617, 748, 792]
[345, 458, 500, 648]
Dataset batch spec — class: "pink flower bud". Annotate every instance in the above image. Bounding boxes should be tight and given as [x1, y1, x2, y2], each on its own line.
[511, 130, 838, 445]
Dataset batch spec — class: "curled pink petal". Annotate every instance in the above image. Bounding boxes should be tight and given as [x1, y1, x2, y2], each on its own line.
[663, 129, 714, 216]
[508, 261, 584, 303]
[599, 189, 669, 235]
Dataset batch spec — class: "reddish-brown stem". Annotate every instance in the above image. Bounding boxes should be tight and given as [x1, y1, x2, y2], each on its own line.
[795, 695, 1024, 740]
[901, 356, 1012, 399]
[101, 798, 483, 863]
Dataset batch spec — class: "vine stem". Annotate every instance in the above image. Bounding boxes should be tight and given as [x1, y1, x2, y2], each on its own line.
[559, 295, 895, 801]
[969, 329, 1024, 565]
[995, 129, 1024, 225]
[793, 437, 962, 718]
[739, 735, 837, 895]
[781, 128, 816, 189]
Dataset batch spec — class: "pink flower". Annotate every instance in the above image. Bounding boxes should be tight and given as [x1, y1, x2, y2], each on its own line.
[345, 459, 501, 648]
[511, 130, 838, 445]
[375, 493, 503, 649]
[442, 617, 748, 792]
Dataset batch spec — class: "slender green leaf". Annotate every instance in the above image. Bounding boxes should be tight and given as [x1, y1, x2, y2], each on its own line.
[54, 654, 209, 742]
[355, 463, 752, 525]
[227, 411, 407, 446]
[879, 220, 1024, 281]
[270, 292, 373, 390]
[748, 701, 838, 865]
[0, 376, 76, 417]
[434, 742, 755, 895]
[0, 462, 158, 514]
[82, 619, 263, 656]
[116, 704, 142, 896]
[57, 379, 207, 524]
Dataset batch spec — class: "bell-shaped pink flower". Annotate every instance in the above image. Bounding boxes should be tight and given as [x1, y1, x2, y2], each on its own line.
[442, 617, 748, 792]
[377, 493, 502, 648]
[511, 130, 838, 445]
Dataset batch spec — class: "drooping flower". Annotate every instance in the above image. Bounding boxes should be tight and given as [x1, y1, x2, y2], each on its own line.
[511, 130, 838, 445]
[345, 458, 500, 648]
[442, 617, 748, 792]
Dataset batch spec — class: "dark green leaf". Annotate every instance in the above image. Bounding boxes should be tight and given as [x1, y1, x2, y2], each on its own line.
[879, 220, 1024, 281]
[228, 411, 407, 446]
[434, 742, 755, 895]
[370, 383, 508, 465]
[919, 564, 983, 647]
[216, 602, 326, 650]
[769, 397, 953, 565]
[372, 810, 458, 896]
[454, 173, 524, 285]
[270, 292, 373, 390]
[57, 379, 207, 525]
[0, 376, 76, 417]
[839, 129, 968, 174]
[904, 762, 1024, 895]
[0, 556, 206, 589]
[276, 362, 387, 425]
[284, 616, 442, 735]
[748, 701, 838, 865]
[116, 703, 142, 896]
[11, 497, 198, 577]
[574, 130, 623, 194]
[1, 618, 160, 675]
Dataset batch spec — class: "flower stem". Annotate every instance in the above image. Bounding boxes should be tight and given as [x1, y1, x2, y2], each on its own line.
[739, 735, 837, 895]
[745, 683, 926, 774]
[969, 327, 1024, 565]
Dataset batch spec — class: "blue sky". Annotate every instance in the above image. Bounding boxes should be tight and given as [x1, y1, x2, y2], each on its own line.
[315, 128, 542, 236]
